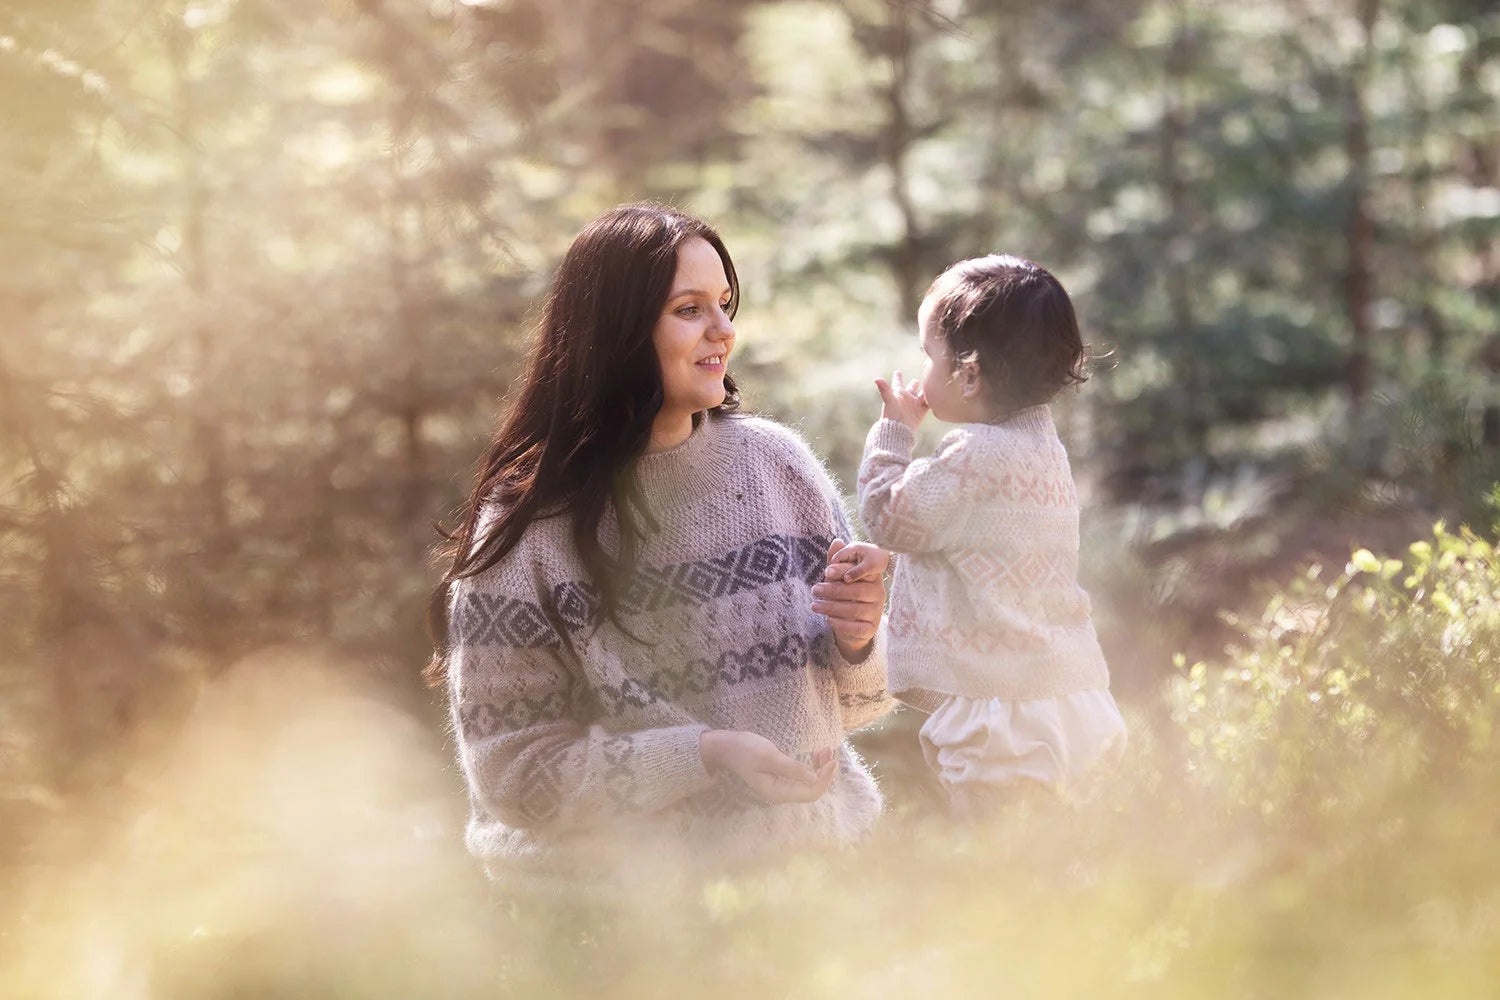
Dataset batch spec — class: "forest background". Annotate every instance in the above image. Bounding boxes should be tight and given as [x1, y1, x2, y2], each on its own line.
[3, 0, 1499, 997]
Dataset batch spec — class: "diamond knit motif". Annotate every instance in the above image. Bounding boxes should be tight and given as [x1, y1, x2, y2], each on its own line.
[459, 533, 834, 647]
[949, 550, 1074, 590]
[619, 564, 675, 614]
[864, 507, 933, 552]
[600, 737, 641, 810]
[734, 535, 791, 587]
[982, 467, 1075, 507]
[792, 535, 830, 584]
[678, 552, 737, 602]
[552, 581, 598, 628]
[513, 742, 571, 824]
[453, 592, 559, 648]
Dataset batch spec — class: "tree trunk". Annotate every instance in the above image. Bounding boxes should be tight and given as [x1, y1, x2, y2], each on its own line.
[167, 23, 233, 559]
[1343, 0, 1378, 419]
[883, 4, 922, 323]
[1400, 39, 1445, 364]
[1160, 0, 1209, 463]
[385, 93, 428, 527]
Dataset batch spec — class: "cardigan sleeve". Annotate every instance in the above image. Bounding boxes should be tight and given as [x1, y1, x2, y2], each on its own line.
[857, 419, 975, 554]
[447, 579, 714, 832]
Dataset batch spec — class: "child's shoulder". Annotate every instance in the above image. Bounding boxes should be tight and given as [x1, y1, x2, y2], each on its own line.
[954, 406, 1059, 450]
[931, 417, 1055, 471]
[931, 423, 992, 460]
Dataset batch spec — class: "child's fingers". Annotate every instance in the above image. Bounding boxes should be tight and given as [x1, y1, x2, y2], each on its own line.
[828, 544, 860, 565]
[874, 377, 895, 406]
[829, 542, 888, 582]
[828, 550, 876, 582]
[842, 554, 882, 582]
[826, 541, 868, 582]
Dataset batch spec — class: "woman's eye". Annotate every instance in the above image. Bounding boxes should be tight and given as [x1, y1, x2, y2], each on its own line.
[677, 305, 700, 317]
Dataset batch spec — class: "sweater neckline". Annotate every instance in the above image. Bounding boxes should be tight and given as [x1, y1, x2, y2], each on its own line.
[633, 411, 736, 512]
[991, 403, 1052, 434]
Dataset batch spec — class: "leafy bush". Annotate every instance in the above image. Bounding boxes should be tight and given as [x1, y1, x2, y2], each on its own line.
[1170, 521, 1500, 832]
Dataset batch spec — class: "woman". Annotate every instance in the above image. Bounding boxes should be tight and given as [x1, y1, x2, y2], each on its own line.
[427, 203, 893, 896]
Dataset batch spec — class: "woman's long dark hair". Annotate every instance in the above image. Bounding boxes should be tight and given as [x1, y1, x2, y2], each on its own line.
[423, 203, 741, 686]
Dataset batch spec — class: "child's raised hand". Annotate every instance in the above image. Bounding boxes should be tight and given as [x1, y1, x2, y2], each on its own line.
[875, 370, 929, 430]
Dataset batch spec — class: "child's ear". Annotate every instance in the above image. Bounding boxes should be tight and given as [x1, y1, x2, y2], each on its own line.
[957, 360, 981, 398]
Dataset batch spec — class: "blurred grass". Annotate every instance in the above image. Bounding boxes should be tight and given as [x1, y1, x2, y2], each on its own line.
[4, 525, 1500, 999]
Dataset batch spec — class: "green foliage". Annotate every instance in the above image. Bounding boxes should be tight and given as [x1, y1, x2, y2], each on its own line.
[2, 3, 1500, 991]
[1171, 521, 1500, 828]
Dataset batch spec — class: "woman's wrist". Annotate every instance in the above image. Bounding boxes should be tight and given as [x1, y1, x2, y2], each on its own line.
[698, 729, 727, 773]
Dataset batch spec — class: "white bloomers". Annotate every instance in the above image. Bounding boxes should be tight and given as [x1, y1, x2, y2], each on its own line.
[918, 688, 1127, 795]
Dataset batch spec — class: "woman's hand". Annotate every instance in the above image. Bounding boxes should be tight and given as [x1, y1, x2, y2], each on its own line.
[699, 731, 837, 804]
[875, 370, 929, 430]
[812, 538, 888, 661]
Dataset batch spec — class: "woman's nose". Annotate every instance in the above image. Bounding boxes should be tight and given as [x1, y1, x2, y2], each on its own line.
[708, 307, 734, 341]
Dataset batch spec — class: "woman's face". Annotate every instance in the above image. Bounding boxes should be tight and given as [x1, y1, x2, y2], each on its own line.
[649, 236, 736, 448]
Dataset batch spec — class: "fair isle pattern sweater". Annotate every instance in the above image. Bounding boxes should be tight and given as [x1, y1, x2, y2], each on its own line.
[857, 406, 1110, 709]
[447, 413, 892, 888]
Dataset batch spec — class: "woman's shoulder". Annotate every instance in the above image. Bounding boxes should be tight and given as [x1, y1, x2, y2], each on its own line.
[456, 503, 578, 597]
[716, 411, 830, 473]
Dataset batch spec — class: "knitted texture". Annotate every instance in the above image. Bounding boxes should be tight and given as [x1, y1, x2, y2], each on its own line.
[857, 405, 1110, 706]
[448, 412, 892, 890]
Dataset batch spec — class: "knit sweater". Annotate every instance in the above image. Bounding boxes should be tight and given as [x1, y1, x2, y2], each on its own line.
[446, 412, 892, 893]
[856, 405, 1110, 709]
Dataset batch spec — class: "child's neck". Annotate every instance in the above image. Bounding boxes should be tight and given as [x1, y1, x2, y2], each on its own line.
[943, 394, 1004, 425]
[940, 396, 1042, 427]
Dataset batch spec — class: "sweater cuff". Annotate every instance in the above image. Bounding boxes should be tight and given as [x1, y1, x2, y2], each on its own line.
[866, 418, 916, 459]
[831, 622, 892, 730]
[657, 723, 716, 799]
[831, 618, 887, 680]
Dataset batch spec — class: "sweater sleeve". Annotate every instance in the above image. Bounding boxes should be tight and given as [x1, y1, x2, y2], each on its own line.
[448, 581, 713, 832]
[824, 458, 895, 730]
[857, 419, 974, 554]
[828, 625, 894, 730]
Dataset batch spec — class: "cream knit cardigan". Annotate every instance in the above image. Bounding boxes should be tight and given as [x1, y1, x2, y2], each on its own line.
[447, 412, 891, 892]
[857, 405, 1110, 710]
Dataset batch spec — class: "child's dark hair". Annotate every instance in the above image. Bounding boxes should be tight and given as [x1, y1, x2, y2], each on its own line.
[925, 254, 1088, 416]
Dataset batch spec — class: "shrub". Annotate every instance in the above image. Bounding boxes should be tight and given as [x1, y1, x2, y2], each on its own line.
[1170, 521, 1500, 830]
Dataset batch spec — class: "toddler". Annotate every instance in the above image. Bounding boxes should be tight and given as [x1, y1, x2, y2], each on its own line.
[855, 254, 1126, 814]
